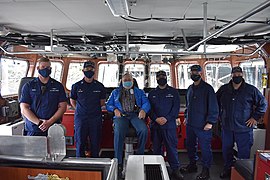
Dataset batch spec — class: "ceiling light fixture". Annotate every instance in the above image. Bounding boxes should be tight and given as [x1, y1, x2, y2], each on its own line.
[105, 0, 130, 17]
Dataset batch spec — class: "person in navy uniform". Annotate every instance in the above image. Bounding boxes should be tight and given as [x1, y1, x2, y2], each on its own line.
[106, 72, 150, 167]
[180, 65, 218, 180]
[217, 66, 267, 178]
[70, 61, 106, 158]
[148, 70, 184, 180]
[20, 57, 67, 136]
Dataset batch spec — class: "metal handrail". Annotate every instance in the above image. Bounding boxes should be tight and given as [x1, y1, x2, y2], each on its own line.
[106, 158, 118, 180]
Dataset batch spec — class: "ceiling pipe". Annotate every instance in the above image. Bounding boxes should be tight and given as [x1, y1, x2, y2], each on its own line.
[180, 29, 189, 50]
[0, 42, 266, 57]
[188, 0, 270, 51]
[203, 2, 207, 54]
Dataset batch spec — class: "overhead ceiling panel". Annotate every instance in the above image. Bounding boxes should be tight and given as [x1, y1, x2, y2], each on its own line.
[0, 1, 79, 33]
[50, 0, 127, 36]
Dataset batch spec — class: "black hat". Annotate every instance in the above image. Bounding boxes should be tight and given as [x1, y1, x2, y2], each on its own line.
[190, 65, 202, 72]
[156, 70, 166, 77]
[83, 61, 95, 69]
[231, 66, 242, 73]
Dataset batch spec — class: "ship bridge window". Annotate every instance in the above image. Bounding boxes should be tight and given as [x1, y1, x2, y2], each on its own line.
[149, 64, 171, 88]
[98, 63, 119, 87]
[240, 58, 265, 93]
[124, 63, 145, 89]
[34, 61, 63, 82]
[177, 63, 195, 89]
[205, 63, 232, 92]
[66, 62, 84, 90]
[0, 57, 29, 96]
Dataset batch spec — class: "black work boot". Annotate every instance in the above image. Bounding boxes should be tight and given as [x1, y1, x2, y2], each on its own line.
[171, 169, 184, 180]
[180, 164, 198, 174]
[118, 164, 123, 179]
[196, 167, 210, 180]
[220, 168, 231, 179]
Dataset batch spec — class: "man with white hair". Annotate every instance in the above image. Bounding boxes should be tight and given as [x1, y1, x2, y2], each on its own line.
[106, 72, 150, 168]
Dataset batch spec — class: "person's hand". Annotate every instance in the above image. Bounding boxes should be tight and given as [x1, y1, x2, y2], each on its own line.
[246, 117, 257, 127]
[138, 110, 146, 119]
[114, 109, 122, 117]
[39, 119, 52, 132]
[156, 117, 167, 126]
[183, 118, 187, 126]
[204, 123, 212, 131]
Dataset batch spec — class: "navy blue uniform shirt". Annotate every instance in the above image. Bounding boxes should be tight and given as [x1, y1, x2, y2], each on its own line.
[148, 85, 180, 129]
[216, 80, 267, 132]
[70, 79, 106, 119]
[185, 80, 219, 129]
[20, 77, 67, 132]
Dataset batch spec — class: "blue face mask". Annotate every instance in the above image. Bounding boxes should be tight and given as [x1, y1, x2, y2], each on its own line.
[38, 68, 51, 78]
[123, 81, 133, 89]
[84, 70, 95, 79]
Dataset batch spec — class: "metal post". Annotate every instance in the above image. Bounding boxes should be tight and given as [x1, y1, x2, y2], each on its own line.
[203, 2, 208, 54]
[50, 29, 54, 52]
[126, 29, 129, 56]
[181, 29, 189, 50]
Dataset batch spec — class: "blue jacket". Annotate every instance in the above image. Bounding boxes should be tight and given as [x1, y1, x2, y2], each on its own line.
[148, 86, 180, 129]
[216, 80, 267, 132]
[185, 80, 219, 129]
[106, 87, 150, 117]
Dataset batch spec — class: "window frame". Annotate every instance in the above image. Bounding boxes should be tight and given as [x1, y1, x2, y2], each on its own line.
[204, 61, 232, 91]
[97, 62, 120, 87]
[149, 63, 172, 88]
[0, 56, 29, 97]
[175, 62, 197, 89]
[123, 62, 146, 89]
[66, 61, 85, 91]
[34, 60, 64, 82]
[239, 58, 265, 93]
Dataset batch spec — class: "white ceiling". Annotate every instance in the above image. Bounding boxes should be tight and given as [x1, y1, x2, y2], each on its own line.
[0, 0, 269, 39]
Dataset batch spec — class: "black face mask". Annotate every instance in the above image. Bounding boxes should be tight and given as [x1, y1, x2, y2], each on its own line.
[232, 76, 243, 84]
[157, 78, 167, 86]
[191, 74, 201, 82]
[83, 70, 95, 79]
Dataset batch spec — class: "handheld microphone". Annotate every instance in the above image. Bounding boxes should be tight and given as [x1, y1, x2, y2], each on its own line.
[41, 86, 46, 95]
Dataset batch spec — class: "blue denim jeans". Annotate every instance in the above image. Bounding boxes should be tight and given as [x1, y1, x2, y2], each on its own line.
[113, 112, 148, 164]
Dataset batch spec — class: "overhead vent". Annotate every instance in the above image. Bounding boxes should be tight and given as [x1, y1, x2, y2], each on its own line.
[105, 0, 130, 17]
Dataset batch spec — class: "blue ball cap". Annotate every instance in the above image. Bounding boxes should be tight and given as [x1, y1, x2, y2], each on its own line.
[231, 66, 242, 73]
[156, 70, 167, 77]
[190, 65, 202, 72]
[83, 61, 95, 69]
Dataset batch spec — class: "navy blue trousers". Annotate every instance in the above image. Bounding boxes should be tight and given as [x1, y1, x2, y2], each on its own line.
[75, 116, 102, 158]
[186, 125, 213, 168]
[151, 128, 180, 170]
[27, 131, 47, 136]
[222, 129, 253, 170]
